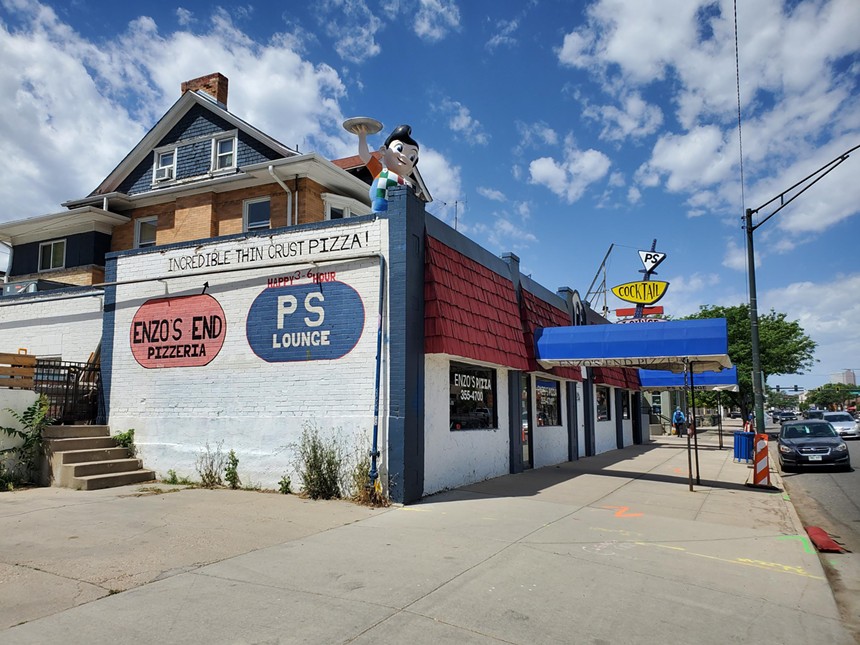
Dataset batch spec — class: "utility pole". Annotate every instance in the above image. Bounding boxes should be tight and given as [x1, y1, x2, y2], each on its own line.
[744, 143, 858, 435]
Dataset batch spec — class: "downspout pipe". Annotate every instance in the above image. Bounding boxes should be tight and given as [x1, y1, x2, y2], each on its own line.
[368, 254, 385, 488]
[0, 240, 12, 283]
[268, 165, 293, 226]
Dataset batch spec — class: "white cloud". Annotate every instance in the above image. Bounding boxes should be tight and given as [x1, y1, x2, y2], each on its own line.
[486, 18, 518, 51]
[722, 238, 749, 272]
[762, 273, 860, 380]
[439, 98, 489, 145]
[472, 215, 538, 253]
[477, 186, 506, 202]
[557, 0, 860, 244]
[318, 0, 383, 63]
[581, 92, 664, 142]
[418, 146, 462, 221]
[0, 3, 352, 220]
[528, 137, 611, 204]
[414, 0, 460, 42]
[514, 121, 558, 154]
[176, 8, 194, 27]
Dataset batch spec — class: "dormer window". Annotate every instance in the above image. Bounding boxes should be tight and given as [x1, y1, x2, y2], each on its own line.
[213, 135, 236, 171]
[321, 193, 371, 221]
[154, 150, 175, 182]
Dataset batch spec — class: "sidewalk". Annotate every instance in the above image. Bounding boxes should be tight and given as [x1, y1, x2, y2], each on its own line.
[0, 431, 854, 644]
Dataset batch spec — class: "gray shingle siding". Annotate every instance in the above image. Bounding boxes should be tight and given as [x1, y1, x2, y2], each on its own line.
[117, 103, 286, 196]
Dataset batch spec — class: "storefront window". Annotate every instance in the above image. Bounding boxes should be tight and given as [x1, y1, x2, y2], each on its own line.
[596, 385, 611, 421]
[535, 378, 561, 426]
[450, 362, 497, 430]
[622, 391, 631, 419]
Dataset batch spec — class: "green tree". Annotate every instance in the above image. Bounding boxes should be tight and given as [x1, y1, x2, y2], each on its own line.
[683, 305, 816, 419]
[805, 383, 855, 410]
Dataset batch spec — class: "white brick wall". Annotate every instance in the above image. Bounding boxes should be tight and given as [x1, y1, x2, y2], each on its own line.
[107, 220, 389, 490]
[423, 353, 510, 495]
[0, 291, 103, 361]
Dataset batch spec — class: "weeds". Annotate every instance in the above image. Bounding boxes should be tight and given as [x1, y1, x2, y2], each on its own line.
[225, 450, 240, 489]
[294, 422, 347, 499]
[290, 422, 388, 505]
[0, 395, 52, 486]
[278, 474, 292, 494]
[163, 469, 195, 486]
[113, 429, 136, 456]
[195, 440, 226, 488]
[350, 451, 389, 508]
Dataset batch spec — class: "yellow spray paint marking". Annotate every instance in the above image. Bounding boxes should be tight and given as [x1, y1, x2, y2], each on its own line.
[634, 542, 823, 579]
[603, 505, 643, 518]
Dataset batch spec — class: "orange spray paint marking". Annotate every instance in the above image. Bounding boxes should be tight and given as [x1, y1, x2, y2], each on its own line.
[603, 505, 643, 518]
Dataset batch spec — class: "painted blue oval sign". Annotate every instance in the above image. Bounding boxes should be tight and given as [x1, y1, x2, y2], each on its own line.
[246, 281, 365, 362]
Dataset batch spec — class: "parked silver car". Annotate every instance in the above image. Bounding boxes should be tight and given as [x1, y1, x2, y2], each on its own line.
[822, 411, 859, 438]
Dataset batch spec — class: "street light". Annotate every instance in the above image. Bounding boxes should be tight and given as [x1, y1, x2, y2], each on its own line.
[744, 144, 859, 434]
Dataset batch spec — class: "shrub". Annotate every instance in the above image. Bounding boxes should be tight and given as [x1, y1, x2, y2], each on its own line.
[0, 395, 52, 486]
[295, 423, 346, 500]
[225, 449, 240, 489]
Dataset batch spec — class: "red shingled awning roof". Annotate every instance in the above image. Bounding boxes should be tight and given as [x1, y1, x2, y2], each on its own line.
[520, 289, 582, 382]
[424, 236, 529, 370]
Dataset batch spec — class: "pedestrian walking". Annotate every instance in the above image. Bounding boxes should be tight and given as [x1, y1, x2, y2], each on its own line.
[672, 406, 686, 436]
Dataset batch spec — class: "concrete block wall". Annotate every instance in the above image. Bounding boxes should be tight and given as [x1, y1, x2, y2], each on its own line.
[103, 217, 389, 490]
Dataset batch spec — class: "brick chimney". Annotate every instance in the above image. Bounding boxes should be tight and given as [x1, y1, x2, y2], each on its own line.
[181, 73, 228, 107]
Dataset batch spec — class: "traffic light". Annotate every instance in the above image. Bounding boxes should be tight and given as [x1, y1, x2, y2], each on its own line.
[794, 385, 799, 392]
[775, 385, 780, 392]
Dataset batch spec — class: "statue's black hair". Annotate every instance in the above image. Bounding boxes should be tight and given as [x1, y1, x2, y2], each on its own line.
[383, 124, 419, 151]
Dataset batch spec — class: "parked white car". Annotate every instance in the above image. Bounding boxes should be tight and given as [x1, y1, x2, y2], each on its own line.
[822, 411, 859, 438]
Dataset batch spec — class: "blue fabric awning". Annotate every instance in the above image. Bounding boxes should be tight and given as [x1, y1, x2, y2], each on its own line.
[639, 366, 739, 391]
[534, 318, 732, 373]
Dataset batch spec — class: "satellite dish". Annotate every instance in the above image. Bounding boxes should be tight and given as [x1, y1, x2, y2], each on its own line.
[342, 117, 383, 136]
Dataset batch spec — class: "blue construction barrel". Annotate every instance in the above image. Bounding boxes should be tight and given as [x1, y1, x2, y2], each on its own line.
[733, 431, 754, 463]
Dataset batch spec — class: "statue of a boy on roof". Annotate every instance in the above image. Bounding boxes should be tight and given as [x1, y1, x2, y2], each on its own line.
[344, 118, 420, 213]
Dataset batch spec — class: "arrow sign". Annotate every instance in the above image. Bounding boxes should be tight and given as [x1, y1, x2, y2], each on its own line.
[638, 250, 666, 273]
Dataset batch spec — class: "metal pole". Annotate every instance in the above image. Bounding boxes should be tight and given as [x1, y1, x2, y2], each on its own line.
[685, 362, 693, 492]
[717, 391, 724, 450]
[745, 208, 766, 435]
[691, 366, 701, 485]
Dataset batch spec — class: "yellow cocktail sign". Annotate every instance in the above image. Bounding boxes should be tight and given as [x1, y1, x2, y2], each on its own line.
[611, 280, 669, 305]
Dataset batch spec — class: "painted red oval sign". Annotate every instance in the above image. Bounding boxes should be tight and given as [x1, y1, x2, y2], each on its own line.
[130, 294, 226, 368]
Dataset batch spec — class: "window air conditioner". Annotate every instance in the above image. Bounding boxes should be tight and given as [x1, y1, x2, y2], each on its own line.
[155, 166, 173, 181]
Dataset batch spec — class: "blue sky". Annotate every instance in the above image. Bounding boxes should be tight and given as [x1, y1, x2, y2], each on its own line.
[1, 0, 859, 393]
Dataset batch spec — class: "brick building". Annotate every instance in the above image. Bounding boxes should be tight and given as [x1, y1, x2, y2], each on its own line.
[0, 74, 644, 503]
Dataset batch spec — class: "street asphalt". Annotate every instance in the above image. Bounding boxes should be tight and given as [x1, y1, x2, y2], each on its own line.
[0, 426, 856, 645]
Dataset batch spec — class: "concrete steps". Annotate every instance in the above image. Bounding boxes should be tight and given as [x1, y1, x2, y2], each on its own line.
[42, 425, 155, 490]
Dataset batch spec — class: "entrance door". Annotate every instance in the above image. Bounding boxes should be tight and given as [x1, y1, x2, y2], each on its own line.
[522, 380, 533, 469]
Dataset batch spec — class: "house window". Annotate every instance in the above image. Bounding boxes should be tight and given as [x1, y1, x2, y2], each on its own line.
[322, 193, 370, 221]
[449, 362, 497, 430]
[535, 378, 561, 426]
[622, 391, 631, 420]
[154, 150, 175, 182]
[38, 239, 65, 271]
[596, 385, 611, 421]
[244, 197, 271, 231]
[135, 216, 158, 249]
[214, 136, 235, 170]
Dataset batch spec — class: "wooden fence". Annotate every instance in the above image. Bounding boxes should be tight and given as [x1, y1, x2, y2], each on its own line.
[0, 352, 36, 389]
